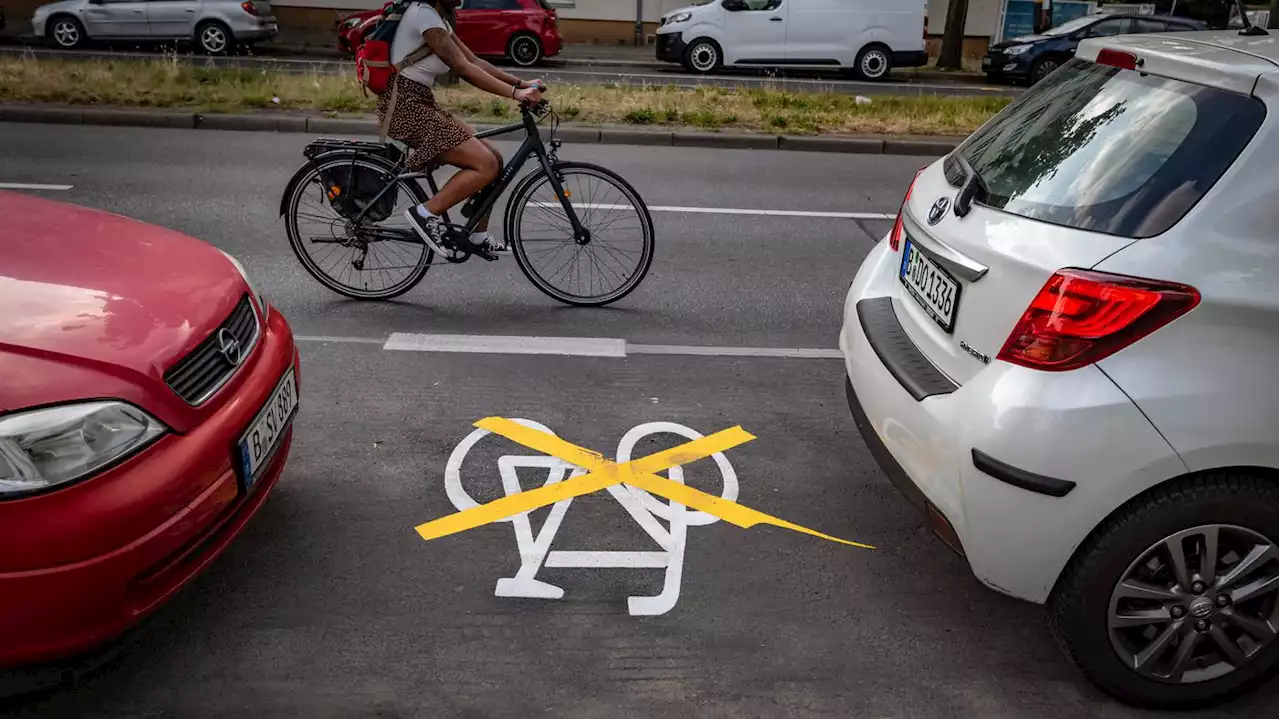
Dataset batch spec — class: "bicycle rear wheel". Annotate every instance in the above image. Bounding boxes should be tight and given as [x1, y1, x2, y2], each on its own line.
[506, 162, 655, 307]
[284, 154, 433, 301]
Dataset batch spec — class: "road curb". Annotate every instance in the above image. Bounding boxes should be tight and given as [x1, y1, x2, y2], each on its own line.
[0, 105, 962, 156]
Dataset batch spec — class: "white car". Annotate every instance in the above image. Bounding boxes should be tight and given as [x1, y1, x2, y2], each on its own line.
[655, 0, 928, 81]
[840, 29, 1277, 708]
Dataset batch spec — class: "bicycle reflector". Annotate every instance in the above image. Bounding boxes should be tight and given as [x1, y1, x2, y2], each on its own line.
[889, 167, 926, 252]
[997, 269, 1200, 372]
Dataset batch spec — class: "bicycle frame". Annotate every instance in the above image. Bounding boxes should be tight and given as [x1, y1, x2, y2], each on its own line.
[352, 105, 586, 242]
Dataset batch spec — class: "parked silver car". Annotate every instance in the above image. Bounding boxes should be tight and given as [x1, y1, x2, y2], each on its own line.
[32, 0, 277, 54]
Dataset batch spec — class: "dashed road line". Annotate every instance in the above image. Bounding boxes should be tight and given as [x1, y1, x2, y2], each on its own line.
[530, 202, 894, 220]
[383, 333, 627, 357]
[296, 333, 843, 360]
[0, 182, 74, 191]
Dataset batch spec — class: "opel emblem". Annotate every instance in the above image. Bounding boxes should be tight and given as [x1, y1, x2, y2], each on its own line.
[927, 197, 951, 225]
[217, 328, 243, 366]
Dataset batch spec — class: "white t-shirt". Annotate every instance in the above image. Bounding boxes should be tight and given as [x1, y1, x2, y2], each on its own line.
[390, 4, 453, 87]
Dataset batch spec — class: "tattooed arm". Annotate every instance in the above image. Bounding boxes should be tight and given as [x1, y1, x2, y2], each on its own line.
[423, 27, 542, 102]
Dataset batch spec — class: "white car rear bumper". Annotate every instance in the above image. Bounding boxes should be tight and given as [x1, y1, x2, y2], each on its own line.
[839, 239, 1188, 604]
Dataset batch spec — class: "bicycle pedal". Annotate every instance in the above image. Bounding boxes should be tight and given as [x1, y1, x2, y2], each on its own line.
[475, 250, 499, 262]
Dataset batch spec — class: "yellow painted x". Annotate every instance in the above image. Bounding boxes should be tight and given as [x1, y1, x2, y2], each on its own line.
[414, 417, 874, 550]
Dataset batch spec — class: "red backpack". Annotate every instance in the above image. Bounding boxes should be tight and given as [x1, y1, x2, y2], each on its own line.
[353, 1, 434, 96]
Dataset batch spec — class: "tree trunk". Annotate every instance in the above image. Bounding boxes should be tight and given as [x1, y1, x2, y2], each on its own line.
[937, 0, 970, 71]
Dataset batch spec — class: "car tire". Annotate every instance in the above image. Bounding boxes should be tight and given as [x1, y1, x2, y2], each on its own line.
[682, 38, 721, 75]
[47, 15, 87, 49]
[1048, 472, 1278, 709]
[195, 20, 234, 56]
[854, 43, 892, 82]
[507, 33, 543, 67]
[1029, 56, 1060, 84]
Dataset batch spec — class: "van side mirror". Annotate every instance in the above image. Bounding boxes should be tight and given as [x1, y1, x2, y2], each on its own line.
[722, 0, 748, 10]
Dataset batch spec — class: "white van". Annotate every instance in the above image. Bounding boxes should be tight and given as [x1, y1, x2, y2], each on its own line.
[655, 0, 928, 80]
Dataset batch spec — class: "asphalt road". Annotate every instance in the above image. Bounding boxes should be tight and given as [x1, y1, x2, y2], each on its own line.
[0, 123, 1273, 718]
[0, 44, 1022, 98]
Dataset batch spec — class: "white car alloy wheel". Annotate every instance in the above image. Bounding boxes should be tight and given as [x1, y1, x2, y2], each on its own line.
[686, 41, 719, 74]
[51, 18, 83, 49]
[199, 23, 231, 55]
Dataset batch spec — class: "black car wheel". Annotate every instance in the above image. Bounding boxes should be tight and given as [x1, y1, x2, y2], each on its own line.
[1050, 473, 1278, 709]
[1030, 56, 1061, 84]
[508, 33, 542, 67]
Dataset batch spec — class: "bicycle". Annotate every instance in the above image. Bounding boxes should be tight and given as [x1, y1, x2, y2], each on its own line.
[278, 100, 655, 307]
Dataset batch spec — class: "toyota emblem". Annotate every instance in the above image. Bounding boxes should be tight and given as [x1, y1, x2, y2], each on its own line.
[927, 197, 950, 225]
[217, 328, 244, 366]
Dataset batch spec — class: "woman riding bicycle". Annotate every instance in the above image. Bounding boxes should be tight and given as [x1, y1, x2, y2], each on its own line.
[382, 0, 543, 256]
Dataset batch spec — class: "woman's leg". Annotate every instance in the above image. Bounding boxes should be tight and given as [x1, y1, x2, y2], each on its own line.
[471, 140, 504, 234]
[424, 138, 500, 216]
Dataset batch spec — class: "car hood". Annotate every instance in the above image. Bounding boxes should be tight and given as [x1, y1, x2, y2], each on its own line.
[991, 34, 1050, 49]
[0, 191, 244, 417]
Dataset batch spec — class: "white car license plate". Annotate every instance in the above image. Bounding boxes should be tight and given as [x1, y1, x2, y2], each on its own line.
[899, 239, 961, 333]
[237, 368, 298, 488]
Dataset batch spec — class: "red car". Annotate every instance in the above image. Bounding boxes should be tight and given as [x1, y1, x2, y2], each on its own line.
[337, 0, 562, 67]
[0, 192, 298, 676]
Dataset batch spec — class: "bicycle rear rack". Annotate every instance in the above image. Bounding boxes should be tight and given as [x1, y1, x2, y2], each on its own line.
[303, 138, 405, 166]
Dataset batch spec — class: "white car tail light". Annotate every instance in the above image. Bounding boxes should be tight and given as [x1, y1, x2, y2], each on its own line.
[889, 167, 926, 252]
[997, 269, 1200, 372]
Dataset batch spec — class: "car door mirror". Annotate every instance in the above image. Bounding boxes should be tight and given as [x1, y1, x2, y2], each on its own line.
[722, 0, 748, 11]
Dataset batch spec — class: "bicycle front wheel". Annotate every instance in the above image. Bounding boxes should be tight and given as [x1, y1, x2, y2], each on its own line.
[506, 162, 655, 307]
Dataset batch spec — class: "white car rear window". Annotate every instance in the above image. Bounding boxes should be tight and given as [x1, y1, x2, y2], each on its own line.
[950, 59, 1266, 238]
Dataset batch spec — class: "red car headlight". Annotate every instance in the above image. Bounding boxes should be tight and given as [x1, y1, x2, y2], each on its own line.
[0, 402, 167, 500]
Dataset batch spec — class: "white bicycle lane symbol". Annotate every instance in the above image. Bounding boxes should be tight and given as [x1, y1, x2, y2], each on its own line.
[443, 419, 739, 616]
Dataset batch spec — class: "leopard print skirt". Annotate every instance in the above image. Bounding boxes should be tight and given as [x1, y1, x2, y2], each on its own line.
[376, 75, 474, 172]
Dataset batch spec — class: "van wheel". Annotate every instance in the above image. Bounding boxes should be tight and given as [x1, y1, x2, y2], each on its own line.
[48, 15, 86, 49]
[854, 44, 892, 81]
[683, 39, 721, 75]
[508, 33, 543, 67]
[1049, 472, 1278, 709]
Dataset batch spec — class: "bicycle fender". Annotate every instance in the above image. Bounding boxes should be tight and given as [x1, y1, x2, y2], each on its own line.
[279, 161, 320, 217]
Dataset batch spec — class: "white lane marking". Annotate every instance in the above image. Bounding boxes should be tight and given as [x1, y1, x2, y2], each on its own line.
[383, 332, 626, 357]
[0, 183, 73, 191]
[311, 333, 845, 359]
[530, 202, 893, 220]
[628, 344, 844, 359]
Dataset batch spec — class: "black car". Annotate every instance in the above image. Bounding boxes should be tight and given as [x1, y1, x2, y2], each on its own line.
[983, 13, 1207, 85]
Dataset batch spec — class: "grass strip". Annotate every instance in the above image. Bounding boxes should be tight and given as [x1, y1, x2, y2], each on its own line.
[0, 56, 1010, 136]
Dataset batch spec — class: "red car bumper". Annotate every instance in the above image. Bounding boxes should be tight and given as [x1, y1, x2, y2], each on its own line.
[0, 308, 299, 669]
